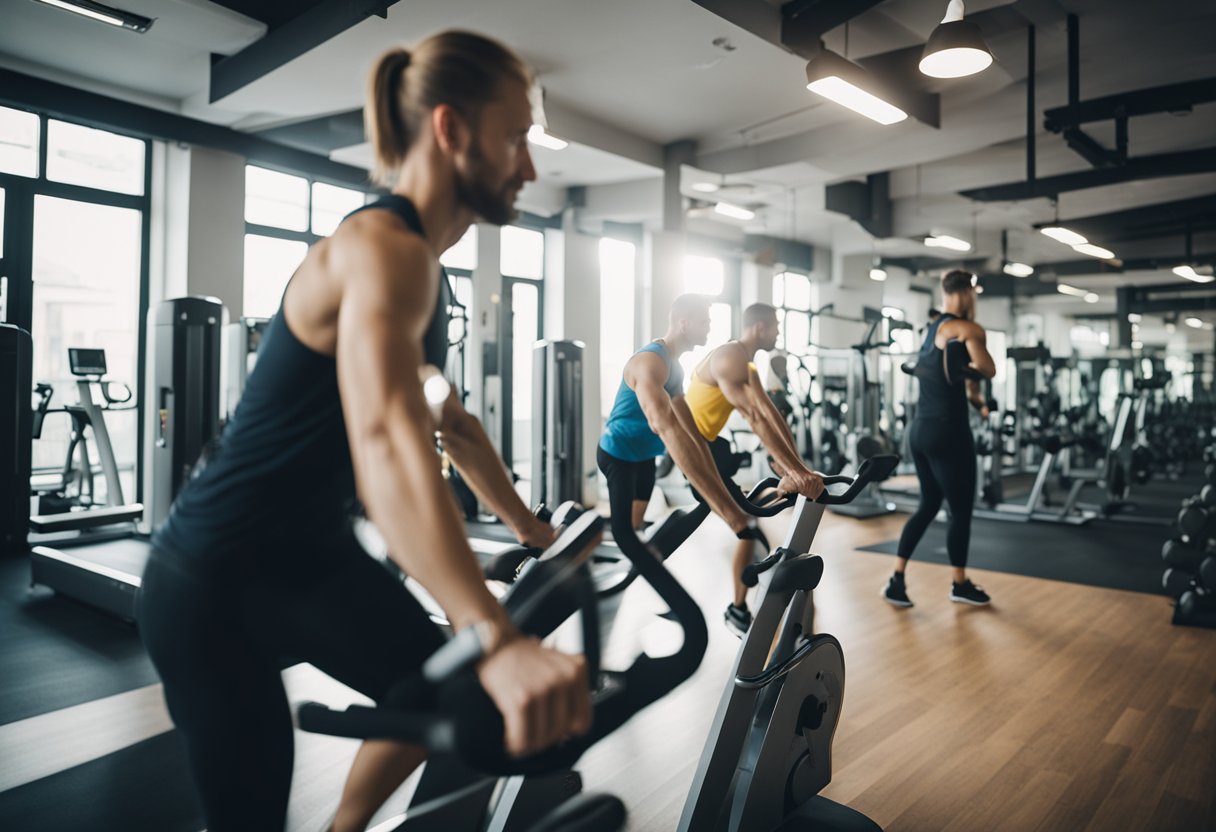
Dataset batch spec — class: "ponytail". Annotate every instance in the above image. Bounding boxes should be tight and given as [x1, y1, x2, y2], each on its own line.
[364, 32, 532, 188]
[366, 47, 412, 187]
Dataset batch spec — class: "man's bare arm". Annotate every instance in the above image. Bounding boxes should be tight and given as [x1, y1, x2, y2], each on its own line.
[627, 352, 748, 532]
[710, 346, 806, 478]
[334, 229, 504, 634]
[437, 391, 552, 547]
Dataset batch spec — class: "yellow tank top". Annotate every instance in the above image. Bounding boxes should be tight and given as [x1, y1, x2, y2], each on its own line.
[686, 357, 757, 440]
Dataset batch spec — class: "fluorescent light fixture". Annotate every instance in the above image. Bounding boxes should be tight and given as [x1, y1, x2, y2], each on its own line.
[1072, 242, 1115, 259]
[714, 202, 755, 221]
[1003, 262, 1034, 277]
[1186, 317, 1204, 329]
[806, 77, 909, 124]
[924, 234, 972, 251]
[1173, 265, 1215, 283]
[920, 1, 994, 79]
[1131, 341, 1143, 350]
[1040, 226, 1088, 246]
[527, 125, 568, 151]
[805, 52, 908, 125]
[1084, 292, 1099, 303]
[869, 267, 888, 281]
[1127, 313, 1142, 323]
[1056, 283, 1087, 297]
[32, 0, 153, 31]
[691, 182, 720, 193]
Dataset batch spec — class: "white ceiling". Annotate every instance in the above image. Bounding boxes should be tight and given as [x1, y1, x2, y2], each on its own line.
[2, 0, 1214, 295]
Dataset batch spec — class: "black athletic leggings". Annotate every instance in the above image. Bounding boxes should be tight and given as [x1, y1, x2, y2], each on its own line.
[137, 537, 445, 832]
[897, 418, 976, 569]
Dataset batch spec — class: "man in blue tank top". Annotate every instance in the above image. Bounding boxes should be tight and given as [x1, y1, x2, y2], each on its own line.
[597, 294, 753, 553]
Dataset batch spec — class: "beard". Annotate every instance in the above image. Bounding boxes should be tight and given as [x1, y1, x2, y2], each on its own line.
[455, 141, 522, 226]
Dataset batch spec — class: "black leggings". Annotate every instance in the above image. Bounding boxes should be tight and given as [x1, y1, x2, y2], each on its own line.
[597, 446, 656, 547]
[137, 538, 445, 832]
[897, 419, 976, 569]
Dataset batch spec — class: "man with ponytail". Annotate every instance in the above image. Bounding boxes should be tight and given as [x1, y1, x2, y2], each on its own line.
[139, 31, 590, 832]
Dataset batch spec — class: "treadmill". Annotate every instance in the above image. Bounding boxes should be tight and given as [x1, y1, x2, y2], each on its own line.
[30, 297, 226, 622]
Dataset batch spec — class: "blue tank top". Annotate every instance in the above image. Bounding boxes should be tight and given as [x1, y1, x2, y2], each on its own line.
[914, 313, 969, 423]
[153, 195, 451, 564]
[599, 342, 684, 462]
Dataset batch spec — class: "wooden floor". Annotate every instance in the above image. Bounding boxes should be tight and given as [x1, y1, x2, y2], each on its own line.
[4, 507, 1213, 831]
[572, 510, 1216, 832]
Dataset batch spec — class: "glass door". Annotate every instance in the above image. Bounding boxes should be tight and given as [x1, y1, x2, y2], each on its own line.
[30, 195, 143, 503]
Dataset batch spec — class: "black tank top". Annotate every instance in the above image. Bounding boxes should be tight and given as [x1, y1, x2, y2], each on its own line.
[153, 195, 451, 564]
[914, 313, 968, 423]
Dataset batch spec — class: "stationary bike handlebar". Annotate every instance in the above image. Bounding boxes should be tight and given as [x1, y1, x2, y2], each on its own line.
[732, 454, 901, 514]
[297, 505, 708, 779]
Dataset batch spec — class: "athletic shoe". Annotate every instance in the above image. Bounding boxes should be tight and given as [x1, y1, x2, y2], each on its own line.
[724, 603, 752, 637]
[950, 579, 991, 606]
[883, 572, 914, 608]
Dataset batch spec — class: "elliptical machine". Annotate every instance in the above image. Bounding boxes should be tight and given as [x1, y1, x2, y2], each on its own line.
[679, 455, 900, 832]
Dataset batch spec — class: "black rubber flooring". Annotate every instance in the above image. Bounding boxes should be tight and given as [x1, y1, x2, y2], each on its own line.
[0, 555, 158, 725]
[860, 513, 1171, 595]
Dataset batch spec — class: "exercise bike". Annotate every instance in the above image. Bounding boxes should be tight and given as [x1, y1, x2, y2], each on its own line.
[298, 503, 709, 832]
[679, 454, 899, 832]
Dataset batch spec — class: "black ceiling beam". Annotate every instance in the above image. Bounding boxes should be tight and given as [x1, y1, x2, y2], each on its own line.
[1062, 126, 1123, 168]
[781, 0, 886, 44]
[1124, 282, 1216, 315]
[0, 68, 371, 188]
[211, 0, 399, 103]
[1032, 194, 1216, 243]
[1033, 251, 1216, 278]
[1044, 77, 1216, 132]
[825, 172, 892, 237]
[960, 147, 1216, 201]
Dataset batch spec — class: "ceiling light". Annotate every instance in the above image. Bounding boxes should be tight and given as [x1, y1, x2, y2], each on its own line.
[1127, 313, 1141, 323]
[976, 285, 985, 294]
[527, 125, 568, 151]
[1174, 264, 1215, 283]
[805, 53, 908, 125]
[1003, 262, 1034, 277]
[1084, 292, 1099, 303]
[714, 202, 755, 221]
[32, 0, 153, 31]
[1186, 317, 1204, 329]
[924, 234, 971, 251]
[1040, 226, 1088, 246]
[691, 182, 720, 193]
[1072, 243, 1116, 259]
[869, 267, 888, 282]
[1131, 341, 1143, 350]
[1056, 283, 1087, 298]
[919, 0, 994, 79]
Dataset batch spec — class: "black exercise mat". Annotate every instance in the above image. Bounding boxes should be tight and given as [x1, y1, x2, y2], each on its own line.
[0, 730, 202, 832]
[859, 516, 1168, 595]
[0, 556, 160, 725]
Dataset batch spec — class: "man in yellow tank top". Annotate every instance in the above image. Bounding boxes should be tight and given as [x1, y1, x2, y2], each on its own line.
[686, 303, 826, 635]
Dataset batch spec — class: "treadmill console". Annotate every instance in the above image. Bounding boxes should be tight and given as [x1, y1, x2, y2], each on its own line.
[69, 348, 108, 377]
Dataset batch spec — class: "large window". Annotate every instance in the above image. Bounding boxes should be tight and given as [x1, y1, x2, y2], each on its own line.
[680, 254, 732, 380]
[242, 165, 370, 318]
[0, 106, 40, 178]
[1, 108, 151, 502]
[599, 238, 636, 418]
[442, 226, 477, 400]
[501, 225, 544, 279]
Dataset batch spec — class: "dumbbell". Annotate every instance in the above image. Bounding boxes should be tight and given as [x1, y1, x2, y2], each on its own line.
[1174, 586, 1216, 629]
[1162, 537, 1207, 571]
[1163, 567, 1196, 600]
[1177, 501, 1216, 540]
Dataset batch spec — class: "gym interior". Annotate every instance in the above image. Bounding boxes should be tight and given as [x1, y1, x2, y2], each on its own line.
[1, 0, 1215, 830]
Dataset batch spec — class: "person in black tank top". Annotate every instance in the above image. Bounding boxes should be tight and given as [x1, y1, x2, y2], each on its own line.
[884, 270, 998, 609]
[138, 32, 593, 832]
